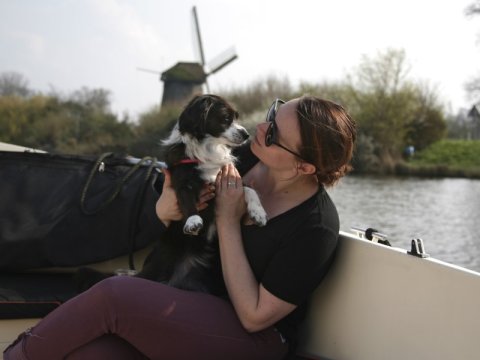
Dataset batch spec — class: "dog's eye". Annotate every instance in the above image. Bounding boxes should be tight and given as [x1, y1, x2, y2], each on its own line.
[223, 118, 232, 124]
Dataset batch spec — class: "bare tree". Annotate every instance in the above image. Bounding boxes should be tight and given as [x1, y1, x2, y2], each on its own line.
[465, 1, 480, 103]
[69, 87, 112, 113]
[0, 72, 31, 97]
[465, 79, 480, 102]
[465, 1, 480, 16]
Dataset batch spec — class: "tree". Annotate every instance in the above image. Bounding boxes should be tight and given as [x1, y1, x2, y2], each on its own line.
[465, 1, 480, 103]
[0, 83, 135, 154]
[0, 72, 32, 97]
[69, 87, 112, 113]
[405, 82, 447, 150]
[406, 107, 446, 151]
[347, 49, 446, 170]
[465, 0, 480, 16]
[221, 75, 293, 116]
[128, 104, 181, 157]
[348, 49, 415, 166]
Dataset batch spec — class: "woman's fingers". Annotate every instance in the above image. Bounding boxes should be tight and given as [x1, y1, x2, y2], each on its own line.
[226, 163, 236, 189]
[216, 168, 222, 190]
[160, 163, 243, 220]
[156, 170, 181, 226]
[197, 184, 215, 210]
[162, 168, 171, 188]
[219, 163, 241, 191]
[215, 164, 246, 223]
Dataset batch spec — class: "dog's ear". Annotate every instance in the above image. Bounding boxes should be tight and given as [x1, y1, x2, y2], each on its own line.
[178, 95, 209, 139]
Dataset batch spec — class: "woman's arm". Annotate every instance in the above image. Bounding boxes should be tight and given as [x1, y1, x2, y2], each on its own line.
[215, 164, 296, 333]
[156, 169, 214, 227]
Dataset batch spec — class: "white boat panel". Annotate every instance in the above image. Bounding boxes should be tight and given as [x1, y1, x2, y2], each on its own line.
[0, 141, 45, 152]
[297, 231, 480, 360]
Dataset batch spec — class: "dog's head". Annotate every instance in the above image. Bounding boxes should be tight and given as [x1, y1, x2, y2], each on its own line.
[177, 94, 249, 146]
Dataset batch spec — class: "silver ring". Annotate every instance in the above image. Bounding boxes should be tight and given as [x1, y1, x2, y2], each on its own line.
[227, 181, 236, 188]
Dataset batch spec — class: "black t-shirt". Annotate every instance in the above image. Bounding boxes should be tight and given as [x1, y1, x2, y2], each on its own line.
[234, 143, 339, 346]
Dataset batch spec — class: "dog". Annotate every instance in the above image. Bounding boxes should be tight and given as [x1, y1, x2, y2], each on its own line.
[75, 94, 267, 295]
[160, 94, 267, 236]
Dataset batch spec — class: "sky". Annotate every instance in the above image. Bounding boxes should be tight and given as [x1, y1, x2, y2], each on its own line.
[1, 0, 479, 119]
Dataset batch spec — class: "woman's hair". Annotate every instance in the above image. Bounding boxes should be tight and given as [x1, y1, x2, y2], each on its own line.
[296, 96, 356, 186]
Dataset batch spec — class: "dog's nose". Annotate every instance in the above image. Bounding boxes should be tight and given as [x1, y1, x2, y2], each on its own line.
[239, 127, 250, 141]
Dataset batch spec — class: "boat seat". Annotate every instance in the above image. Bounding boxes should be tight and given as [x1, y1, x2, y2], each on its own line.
[0, 245, 152, 321]
[0, 273, 77, 319]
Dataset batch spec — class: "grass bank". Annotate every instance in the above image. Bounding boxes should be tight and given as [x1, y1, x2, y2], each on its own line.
[395, 140, 480, 179]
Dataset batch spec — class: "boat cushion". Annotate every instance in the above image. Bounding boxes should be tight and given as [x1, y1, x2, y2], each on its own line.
[0, 273, 77, 319]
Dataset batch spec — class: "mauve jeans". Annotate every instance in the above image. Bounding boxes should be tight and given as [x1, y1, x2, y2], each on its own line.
[3, 276, 288, 360]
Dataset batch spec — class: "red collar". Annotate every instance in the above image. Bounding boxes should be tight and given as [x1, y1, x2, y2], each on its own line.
[174, 158, 201, 166]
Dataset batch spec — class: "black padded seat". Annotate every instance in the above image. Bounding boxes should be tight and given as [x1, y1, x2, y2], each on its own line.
[0, 273, 77, 319]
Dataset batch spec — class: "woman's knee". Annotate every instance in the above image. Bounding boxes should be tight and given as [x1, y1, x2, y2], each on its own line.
[87, 276, 134, 306]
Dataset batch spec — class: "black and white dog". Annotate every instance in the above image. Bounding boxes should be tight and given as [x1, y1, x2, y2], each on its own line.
[161, 94, 267, 236]
[137, 94, 267, 294]
[76, 95, 266, 295]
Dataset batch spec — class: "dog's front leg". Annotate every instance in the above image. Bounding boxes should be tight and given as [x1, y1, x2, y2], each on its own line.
[243, 186, 268, 226]
[177, 189, 204, 235]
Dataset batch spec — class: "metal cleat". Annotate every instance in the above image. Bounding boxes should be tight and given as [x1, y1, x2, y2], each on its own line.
[407, 238, 429, 258]
[351, 226, 391, 246]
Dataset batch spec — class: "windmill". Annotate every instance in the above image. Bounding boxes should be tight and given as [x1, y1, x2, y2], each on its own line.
[139, 6, 238, 107]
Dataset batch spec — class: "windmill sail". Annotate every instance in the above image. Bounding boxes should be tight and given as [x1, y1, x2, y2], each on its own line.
[192, 6, 206, 66]
[160, 6, 238, 106]
[207, 46, 238, 75]
[192, 6, 209, 91]
[136, 67, 161, 75]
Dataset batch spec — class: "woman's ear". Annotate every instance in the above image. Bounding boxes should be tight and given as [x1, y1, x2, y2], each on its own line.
[297, 162, 317, 175]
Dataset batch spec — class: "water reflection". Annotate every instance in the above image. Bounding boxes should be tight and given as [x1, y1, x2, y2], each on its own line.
[328, 175, 480, 272]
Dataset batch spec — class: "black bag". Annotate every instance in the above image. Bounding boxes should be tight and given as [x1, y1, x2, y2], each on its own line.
[0, 151, 165, 271]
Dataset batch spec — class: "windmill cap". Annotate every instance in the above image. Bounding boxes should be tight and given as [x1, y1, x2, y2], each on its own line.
[161, 62, 206, 83]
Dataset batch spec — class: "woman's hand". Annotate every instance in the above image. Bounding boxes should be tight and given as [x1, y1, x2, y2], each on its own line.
[215, 163, 247, 225]
[156, 169, 214, 227]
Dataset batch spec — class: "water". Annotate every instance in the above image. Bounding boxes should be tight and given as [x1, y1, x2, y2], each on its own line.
[327, 175, 480, 273]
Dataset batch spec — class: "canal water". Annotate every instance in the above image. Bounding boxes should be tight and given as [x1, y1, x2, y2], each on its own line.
[327, 175, 480, 273]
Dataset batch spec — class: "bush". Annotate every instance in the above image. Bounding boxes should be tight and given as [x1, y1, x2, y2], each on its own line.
[351, 133, 380, 173]
[411, 140, 480, 168]
[127, 104, 182, 157]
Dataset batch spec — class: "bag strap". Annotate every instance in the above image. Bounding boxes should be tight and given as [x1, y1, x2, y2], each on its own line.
[80, 153, 158, 215]
[80, 152, 159, 271]
[126, 158, 159, 270]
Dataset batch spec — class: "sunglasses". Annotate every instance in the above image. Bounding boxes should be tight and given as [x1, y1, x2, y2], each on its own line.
[265, 99, 307, 162]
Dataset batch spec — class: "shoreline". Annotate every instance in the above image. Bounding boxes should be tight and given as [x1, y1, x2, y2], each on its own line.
[352, 163, 480, 180]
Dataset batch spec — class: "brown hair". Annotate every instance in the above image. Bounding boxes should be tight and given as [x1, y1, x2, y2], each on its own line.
[296, 96, 356, 186]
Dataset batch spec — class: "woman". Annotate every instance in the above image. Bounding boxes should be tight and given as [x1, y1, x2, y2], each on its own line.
[4, 95, 356, 360]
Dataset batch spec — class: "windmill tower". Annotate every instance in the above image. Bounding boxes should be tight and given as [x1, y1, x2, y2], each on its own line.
[160, 6, 238, 106]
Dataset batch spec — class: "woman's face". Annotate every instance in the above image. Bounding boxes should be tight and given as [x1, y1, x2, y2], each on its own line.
[251, 98, 303, 170]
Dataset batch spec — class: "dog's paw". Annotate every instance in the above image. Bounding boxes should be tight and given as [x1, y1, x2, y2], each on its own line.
[248, 205, 268, 226]
[184, 215, 203, 235]
[244, 187, 268, 226]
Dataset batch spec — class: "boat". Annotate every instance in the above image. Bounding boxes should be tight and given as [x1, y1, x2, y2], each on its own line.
[1, 142, 480, 359]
